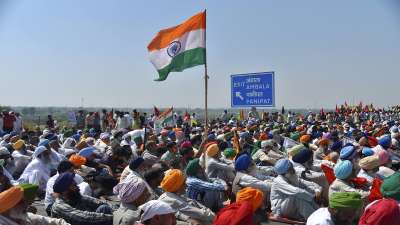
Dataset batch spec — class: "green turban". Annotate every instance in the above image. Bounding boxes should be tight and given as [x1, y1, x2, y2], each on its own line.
[224, 148, 236, 158]
[380, 172, 400, 201]
[185, 159, 200, 177]
[18, 183, 39, 202]
[290, 132, 300, 141]
[329, 192, 362, 209]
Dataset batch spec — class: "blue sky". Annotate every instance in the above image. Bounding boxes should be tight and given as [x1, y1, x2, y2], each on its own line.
[0, 0, 399, 109]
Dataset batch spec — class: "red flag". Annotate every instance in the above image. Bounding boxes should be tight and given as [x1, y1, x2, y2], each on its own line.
[184, 111, 190, 121]
[154, 106, 160, 117]
[335, 104, 340, 114]
[320, 108, 325, 116]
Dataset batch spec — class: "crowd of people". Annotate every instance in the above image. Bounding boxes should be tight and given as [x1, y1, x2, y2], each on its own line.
[0, 105, 399, 225]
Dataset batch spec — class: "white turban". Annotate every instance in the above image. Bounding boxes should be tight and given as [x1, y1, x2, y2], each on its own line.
[0, 147, 10, 156]
[139, 200, 175, 222]
[32, 146, 48, 158]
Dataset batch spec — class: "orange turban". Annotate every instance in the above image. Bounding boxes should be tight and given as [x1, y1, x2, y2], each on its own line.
[0, 186, 24, 213]
[69, 154, 87, 167]
[259, 133, 268, 141]
[300, 134, 311, 144]
[206, 144, 219, 157]
[236, 187, 264, 212]
[161, 169, 185, 193]
[319, 138, 329, 146]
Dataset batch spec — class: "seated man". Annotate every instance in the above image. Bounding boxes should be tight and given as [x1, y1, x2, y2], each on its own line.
[45, 161, 85, 216]
[204, 144, 235, 183]
[232, 154, 272, 196]
[113, 176, 150, 225]
[158, 169, 215, 225]
[51, 172, 114, 225]
[0, 186, 71, 225]
[357, 155, 381, 184]
[252, 140, 283, 166]
[270, 159, 321, 220]
[11, 140, 33, 178]
[329, 160, 369, 200]
[307, 192, 363, 225]
[185, 158, 226, 212]
[138, 200, 177, 225]
[18, 146, 58, 193]
[290, 147, 329, 201]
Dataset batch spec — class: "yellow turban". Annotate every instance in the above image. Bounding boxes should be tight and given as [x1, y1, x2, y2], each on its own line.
[69, 154, 87, 167]
[206, 144, 219, 157]
[236, 187, 264, 212]
[161, 169, 185, 193]
[0, 186, 24, 213]
[12, 140, 25, 150]
[359, 155, 380, 170]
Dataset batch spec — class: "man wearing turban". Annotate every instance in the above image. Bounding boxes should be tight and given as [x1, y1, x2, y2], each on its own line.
[307, 192, 363, 225]
[0, 186, 71, 225]
[329, 160, 370, 200]
[44, 161, 85, 216]
[185, 159, 226, 211]
[204, 143, 235, 183]
[232, 154, 273, 197]
[270, 159, 321, 220]
[51, 172, 114, 225]
[252, 140, 283, 166]
[357, 155, 381, 183]
[158, 169, 215, 225]
[138, 200, 177, 225]
[113, 176, 151, 225]
[18, 145, 59, 193]
[290, 147, 329, 202]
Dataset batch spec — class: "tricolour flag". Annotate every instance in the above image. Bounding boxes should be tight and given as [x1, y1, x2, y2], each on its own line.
[154, 107, 174, 133]
[148, 11, 206, 81]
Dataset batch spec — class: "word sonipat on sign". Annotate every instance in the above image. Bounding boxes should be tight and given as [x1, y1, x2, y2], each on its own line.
[231, 71, 275, 107]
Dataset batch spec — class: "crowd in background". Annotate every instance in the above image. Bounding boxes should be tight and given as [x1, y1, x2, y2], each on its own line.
[0, 104, 399, 225]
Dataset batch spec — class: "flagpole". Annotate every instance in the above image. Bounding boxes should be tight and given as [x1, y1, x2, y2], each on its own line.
[204, 9, 209, 136]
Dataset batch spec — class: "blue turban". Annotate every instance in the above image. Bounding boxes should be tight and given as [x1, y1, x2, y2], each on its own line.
[331, 141, 343, 151]
[89, 128, 96, 134]
[208, 133, 216, 140]
[38, 139, 50, 147]
[274, 159, 292, 175]
[129, 157, 144, 170]
[53, 172, 75, 193]
[379, 136, 392, 149]
[334, 160, 353, 180]
[340, 146, 357, 160]
[362, 147, 374, 157]
[168, 131, 176, 139]
[235, 154, 252, 171]
[78, 147, 96, 158]
[239, 132, 251, 140]
[292, 149, 313, 164]
[72, 134, 81, 141]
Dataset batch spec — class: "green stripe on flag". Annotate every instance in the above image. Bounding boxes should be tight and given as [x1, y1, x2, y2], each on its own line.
[155, 47, 206, 81]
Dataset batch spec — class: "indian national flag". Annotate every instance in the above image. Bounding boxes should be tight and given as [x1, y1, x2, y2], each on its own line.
[148, 11, 206, 81]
